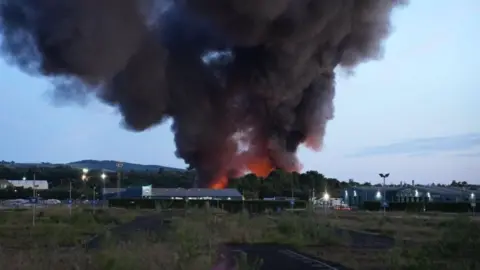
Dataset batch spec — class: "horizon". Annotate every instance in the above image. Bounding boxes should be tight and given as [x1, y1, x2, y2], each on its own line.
[1, 0, 479, 185]
[2, 159, 478, 187]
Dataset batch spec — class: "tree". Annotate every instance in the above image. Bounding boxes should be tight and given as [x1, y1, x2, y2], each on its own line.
[0, 164, 350, 200]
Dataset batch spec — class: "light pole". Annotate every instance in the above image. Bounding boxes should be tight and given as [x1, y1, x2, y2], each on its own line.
[82, 168, 89, 181]
[323, 191, 330, 215]
[379, 173, 390, 216]
[32, 171, 36, 227]
[82, 168, 89, 188]
[116, 162, 123, 198]
[353, 190, 357, 206]
[290, 174, 295, 210]
[69, 179, 73, 216]
[92, 185, 96, 214]
[81, 168, 88, 199]
[101, 173, 107, 208]
[470, 193, 476, 216]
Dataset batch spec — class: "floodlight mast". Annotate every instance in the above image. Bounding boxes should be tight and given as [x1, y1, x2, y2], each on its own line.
[379, 173, 390, 216]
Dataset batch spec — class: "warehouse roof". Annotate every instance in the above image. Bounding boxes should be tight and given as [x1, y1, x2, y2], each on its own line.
[348, 186, 480, 196]
[151, 188, 242, 198]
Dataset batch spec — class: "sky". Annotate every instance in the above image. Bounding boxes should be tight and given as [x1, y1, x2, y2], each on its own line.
[0, 0, 479, 185]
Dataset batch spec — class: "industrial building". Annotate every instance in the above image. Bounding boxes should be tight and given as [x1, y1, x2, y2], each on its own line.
[0, 180, 49, 190]
[0, 180, 11, 189]
[343, 185, 479, 206]
[104, 186, 244, 201]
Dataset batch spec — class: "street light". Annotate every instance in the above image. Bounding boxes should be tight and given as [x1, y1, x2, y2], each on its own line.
[375, 190, 382, 200]
[32, 169, 38, 226]
[92, 184, 97, 214]
[379, 173, 390, 216]
[116, 162, 124, 198]
[353, 190, 358, 206]
[69, 179, 73, 216]
[82, 168, 89, 181]
[101, 173, 107, 208]
[470, 193, 476, 216]
[323, 191, 330, 215]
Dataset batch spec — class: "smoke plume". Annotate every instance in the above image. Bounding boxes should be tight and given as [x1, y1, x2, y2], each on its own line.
[0, 0, 407, 188]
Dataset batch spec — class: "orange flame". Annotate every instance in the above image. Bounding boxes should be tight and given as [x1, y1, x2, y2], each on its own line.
[207, 131, 316, 189]
[210, 175, 228, 189]
[246, 156, 273, 177]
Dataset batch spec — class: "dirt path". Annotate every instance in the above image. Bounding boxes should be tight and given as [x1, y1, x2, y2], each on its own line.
[84, 211, 396, 269]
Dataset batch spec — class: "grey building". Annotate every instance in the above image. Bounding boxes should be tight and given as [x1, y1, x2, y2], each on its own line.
[6, 180, 49, 190]
[343, 186, 401, 206]
[0, 180, 12, 189]
[150, 188, 243, 200]
[104, 186, 244, 200]
[343, 185, 479, 206]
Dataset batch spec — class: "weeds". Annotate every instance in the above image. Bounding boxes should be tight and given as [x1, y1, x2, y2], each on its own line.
[388, 216, 480, 269]
[0, 207, 478, 269]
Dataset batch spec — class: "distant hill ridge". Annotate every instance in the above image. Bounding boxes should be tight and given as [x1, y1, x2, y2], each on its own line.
[0, 160, 184, 172]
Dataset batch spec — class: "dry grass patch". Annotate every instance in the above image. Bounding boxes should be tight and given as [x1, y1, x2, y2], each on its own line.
[0, 206, 153, 249]
[1, 208, 478, 270]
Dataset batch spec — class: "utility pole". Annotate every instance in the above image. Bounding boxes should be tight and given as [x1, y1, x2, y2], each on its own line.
[69, 180, 72, 216]
[312, 186, 316, 211]
[379, 173, 390, 216]
[92, 185, 96, 214]
[290, 174, 295, 209]
[323, 182, 329, 215]
[32, 171, 36, 227]
[116, 162, 123, 198]
[101, 173, 107, 208]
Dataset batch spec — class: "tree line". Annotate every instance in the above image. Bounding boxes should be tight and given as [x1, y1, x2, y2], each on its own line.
[0, 165, 474, 200]
[0, 165, 352, 199]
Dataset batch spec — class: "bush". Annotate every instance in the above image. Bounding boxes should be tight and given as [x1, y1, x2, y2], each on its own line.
[108, 198, 307, 213]
[362, 201, 476, 213]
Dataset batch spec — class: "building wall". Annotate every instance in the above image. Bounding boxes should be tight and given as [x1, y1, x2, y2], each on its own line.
[344, 186, 479, 205]
[343, 187, 397, 203]
[7, 180, 49, 190]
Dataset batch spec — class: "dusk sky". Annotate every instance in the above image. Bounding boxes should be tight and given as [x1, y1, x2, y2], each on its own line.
[1, 0, 479, 185]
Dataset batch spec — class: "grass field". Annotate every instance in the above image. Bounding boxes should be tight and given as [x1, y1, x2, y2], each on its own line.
[0, 207, 478, 270]
[302, 210, 480, 269]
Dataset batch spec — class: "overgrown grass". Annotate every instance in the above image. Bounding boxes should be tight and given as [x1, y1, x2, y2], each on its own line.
[0, 206, 146, 248]
[0, 207, 478, 269]
[387, 216, 480, 269]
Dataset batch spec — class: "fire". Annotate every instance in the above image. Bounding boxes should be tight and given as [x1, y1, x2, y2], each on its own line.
[209, 154, 274, 189]
[207, 132, 309, 189]
[210, 175, 228, 189]
[246, 156, 273, 177]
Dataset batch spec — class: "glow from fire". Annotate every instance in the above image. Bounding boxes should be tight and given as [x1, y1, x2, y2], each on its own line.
[208, 131, 307, 189]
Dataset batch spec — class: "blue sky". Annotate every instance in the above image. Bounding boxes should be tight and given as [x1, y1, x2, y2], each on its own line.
[1, 0, 479, 184]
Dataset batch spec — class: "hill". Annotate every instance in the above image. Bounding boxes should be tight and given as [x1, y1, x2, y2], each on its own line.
[0, 160, 184, 172]
[68, 160, 184, 172]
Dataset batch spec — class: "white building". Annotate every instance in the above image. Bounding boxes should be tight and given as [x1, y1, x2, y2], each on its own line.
[7, 180, 49, 190]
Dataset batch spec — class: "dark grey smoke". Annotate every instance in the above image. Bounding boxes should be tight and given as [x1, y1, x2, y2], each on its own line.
[0, 0, 407, 187]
